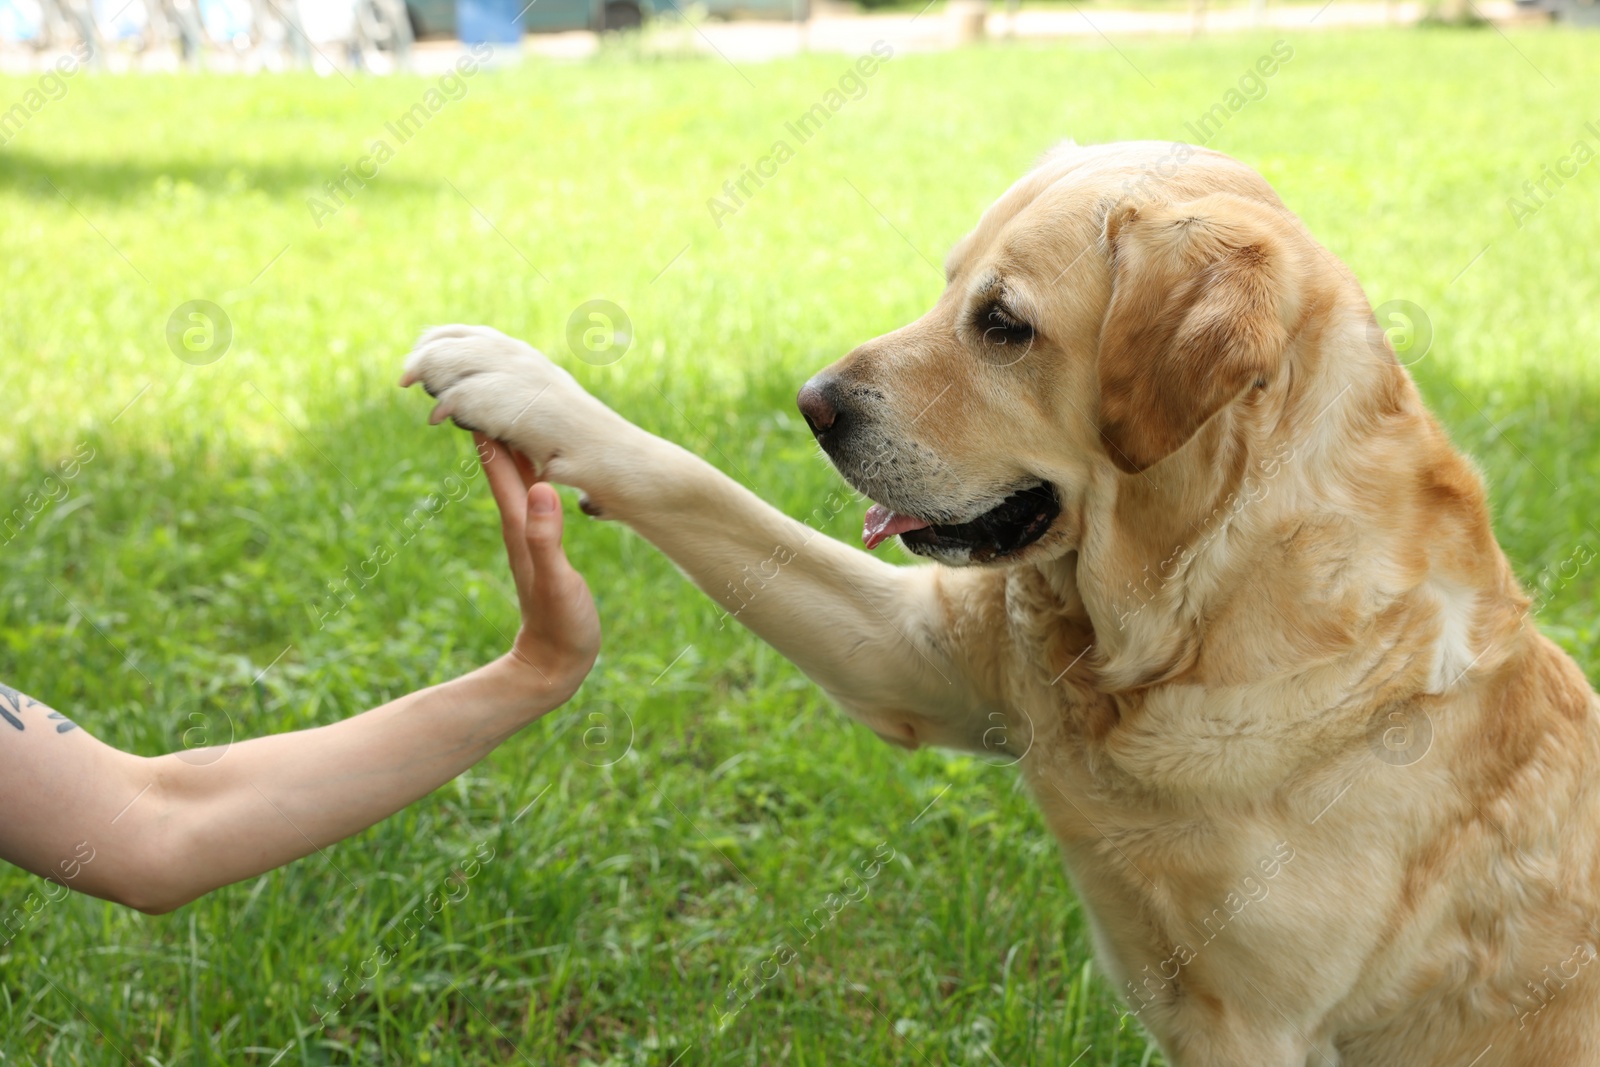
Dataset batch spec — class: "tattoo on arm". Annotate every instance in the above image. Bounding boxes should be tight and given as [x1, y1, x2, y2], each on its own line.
[0, 682, 32, 731]
[0, 682, 77, 733]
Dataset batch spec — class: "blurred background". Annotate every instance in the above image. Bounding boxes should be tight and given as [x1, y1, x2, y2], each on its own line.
[1, 0, 1597, 1063]
[1, 0, 1593, 71]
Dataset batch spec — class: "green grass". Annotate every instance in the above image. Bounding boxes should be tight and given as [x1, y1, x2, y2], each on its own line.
[1, 25, 1598, 1066]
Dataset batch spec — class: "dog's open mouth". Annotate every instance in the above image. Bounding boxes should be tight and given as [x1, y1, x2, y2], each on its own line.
[862, 484, 1060, 562]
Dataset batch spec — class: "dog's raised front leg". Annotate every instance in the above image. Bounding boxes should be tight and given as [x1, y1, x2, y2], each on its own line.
[402, 326, 991, 750]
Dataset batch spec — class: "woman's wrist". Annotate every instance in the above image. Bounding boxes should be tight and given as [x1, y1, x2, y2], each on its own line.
[479, 649, 590, 721]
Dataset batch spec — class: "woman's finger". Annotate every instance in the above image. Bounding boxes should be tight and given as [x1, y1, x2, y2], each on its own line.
[510, 447, 539, 489]
[522, 482, 568, 598]
[476, 435, 535, 590]
[477, 436, 527, 523]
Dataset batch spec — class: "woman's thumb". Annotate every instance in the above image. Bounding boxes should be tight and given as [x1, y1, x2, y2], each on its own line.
[524, 482, 566, 568]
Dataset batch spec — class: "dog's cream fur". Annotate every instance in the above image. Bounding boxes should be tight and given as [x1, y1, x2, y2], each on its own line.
[402, 141, 1600, 1066]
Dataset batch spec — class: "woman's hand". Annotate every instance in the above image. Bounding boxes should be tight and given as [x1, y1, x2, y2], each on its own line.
[474, 433, 601, 711]
[0, 431, 604, 915]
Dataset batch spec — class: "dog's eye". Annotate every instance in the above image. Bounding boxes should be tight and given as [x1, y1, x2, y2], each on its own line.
[978, 302, 1034, 348]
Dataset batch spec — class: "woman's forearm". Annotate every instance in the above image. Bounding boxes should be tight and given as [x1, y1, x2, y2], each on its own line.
[124, 655, 573, 913]
[0, 438, 599, 915]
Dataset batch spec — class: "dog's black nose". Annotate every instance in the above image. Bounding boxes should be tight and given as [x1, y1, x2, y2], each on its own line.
[797, 377, 843, 438]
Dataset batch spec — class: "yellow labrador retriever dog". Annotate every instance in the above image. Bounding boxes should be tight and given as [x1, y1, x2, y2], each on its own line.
[402, 141, 1600, 1066]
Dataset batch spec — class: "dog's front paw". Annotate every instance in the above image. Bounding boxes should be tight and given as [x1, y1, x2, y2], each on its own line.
[402, 325, 605, 471]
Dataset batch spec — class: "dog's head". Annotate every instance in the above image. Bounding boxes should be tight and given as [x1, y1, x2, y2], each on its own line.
[799, 141, 1334, 567]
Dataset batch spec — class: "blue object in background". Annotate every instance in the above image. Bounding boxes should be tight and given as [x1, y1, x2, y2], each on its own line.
[197, 0, 255, 42]
[456, 0, 523, 43]
[94, 0, 149, 40]
[0, 0, 44, 42]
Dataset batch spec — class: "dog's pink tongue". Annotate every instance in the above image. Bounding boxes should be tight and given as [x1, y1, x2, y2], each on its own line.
[863, 504, 931, 550]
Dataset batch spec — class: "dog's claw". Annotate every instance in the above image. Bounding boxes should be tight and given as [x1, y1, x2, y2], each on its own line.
[429, 400, 455, 426]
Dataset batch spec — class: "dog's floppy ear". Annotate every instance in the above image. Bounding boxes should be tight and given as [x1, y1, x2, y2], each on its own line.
[1096, 193, 1300, 475]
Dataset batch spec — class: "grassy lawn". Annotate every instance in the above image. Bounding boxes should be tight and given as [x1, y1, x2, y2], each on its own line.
[1, 25, 1598, 1066]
